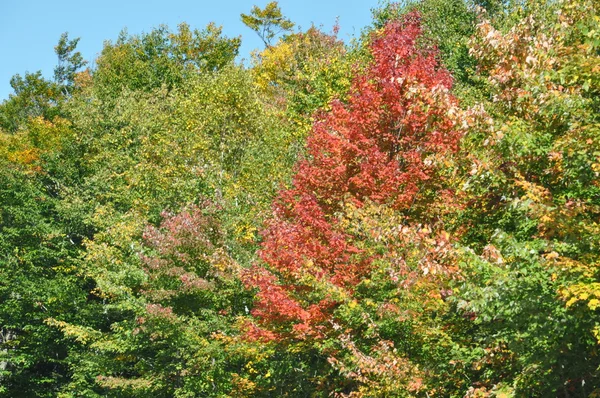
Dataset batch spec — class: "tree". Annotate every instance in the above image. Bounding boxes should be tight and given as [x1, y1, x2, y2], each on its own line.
[370, 0, 483, 103]
[241, 2, 295, 48]
[244, 12, 469, 395]
[38, 44, 298, 396]
[93, 23, 240, 98]
[0, 72, 61, 133]
[450, 0, 600, 394]
[50, 203, 255, 397]
[54, 33, 87, 94]
[0, 33, 86, 133]
[0, 159, 92, 397]
[251, 24, 354, 135]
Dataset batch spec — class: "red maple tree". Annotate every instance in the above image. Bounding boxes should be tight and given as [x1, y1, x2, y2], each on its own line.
[244, 12, 464, 341]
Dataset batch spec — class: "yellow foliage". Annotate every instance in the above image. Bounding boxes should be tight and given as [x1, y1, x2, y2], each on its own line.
[45, 318, 101, 345]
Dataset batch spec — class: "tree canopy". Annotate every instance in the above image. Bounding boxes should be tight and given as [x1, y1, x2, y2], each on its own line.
[1, 0, 599, 396]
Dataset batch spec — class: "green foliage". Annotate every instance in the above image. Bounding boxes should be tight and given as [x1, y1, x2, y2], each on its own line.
[93, 23, 240, 98]
[371, 0, 483, 102]
[52, 204, 256, 397]
[0, 160, 96, 397]
[0, 33, 86, 133]
[454, 235, 598, 395]
[0, 72, 62, 133]
[241, 1, 295, 48]
[54, 32, 87, 92]
[2, 1, 600, 396]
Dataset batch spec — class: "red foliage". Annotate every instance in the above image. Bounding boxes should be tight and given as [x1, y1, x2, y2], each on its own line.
[244, 12, 462, 341]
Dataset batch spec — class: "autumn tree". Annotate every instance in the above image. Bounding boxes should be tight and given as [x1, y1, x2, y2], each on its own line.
[244, 12, 470, 395]
[251, 24, 355, 137]
[47, 203, 256, 396]
[448, 0, 600, 394]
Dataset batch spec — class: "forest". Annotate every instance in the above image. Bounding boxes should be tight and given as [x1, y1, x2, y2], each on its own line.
[0, 0, 599, 396]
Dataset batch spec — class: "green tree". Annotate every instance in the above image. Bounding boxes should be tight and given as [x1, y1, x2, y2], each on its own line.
[0, 73, 61, 133]
[0, 33, 86, 133]
[0, 159, 96, 397]
[93, 23, 240, 99]
[54, 32, 87, 93]
[241, 1, 295, 48]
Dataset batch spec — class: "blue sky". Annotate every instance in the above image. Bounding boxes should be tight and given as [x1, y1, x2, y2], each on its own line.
[0, 0, 382, 100]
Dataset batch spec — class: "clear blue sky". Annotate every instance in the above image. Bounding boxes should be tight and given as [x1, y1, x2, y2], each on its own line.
[0, 0, 383, 100]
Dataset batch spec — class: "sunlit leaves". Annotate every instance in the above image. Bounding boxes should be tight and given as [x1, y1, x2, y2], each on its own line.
[93, 22, 240, 98]
[241, 1, 295, 48]
[245, 12, 466, 395]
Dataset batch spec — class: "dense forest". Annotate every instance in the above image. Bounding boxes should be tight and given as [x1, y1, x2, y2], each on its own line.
[1, 0, 599, 396]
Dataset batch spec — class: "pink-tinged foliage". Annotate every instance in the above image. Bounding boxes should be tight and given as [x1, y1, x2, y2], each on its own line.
[140, 202, 239, 303]
[244, 12, 464, 341]
[142, 204, 220, 269]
